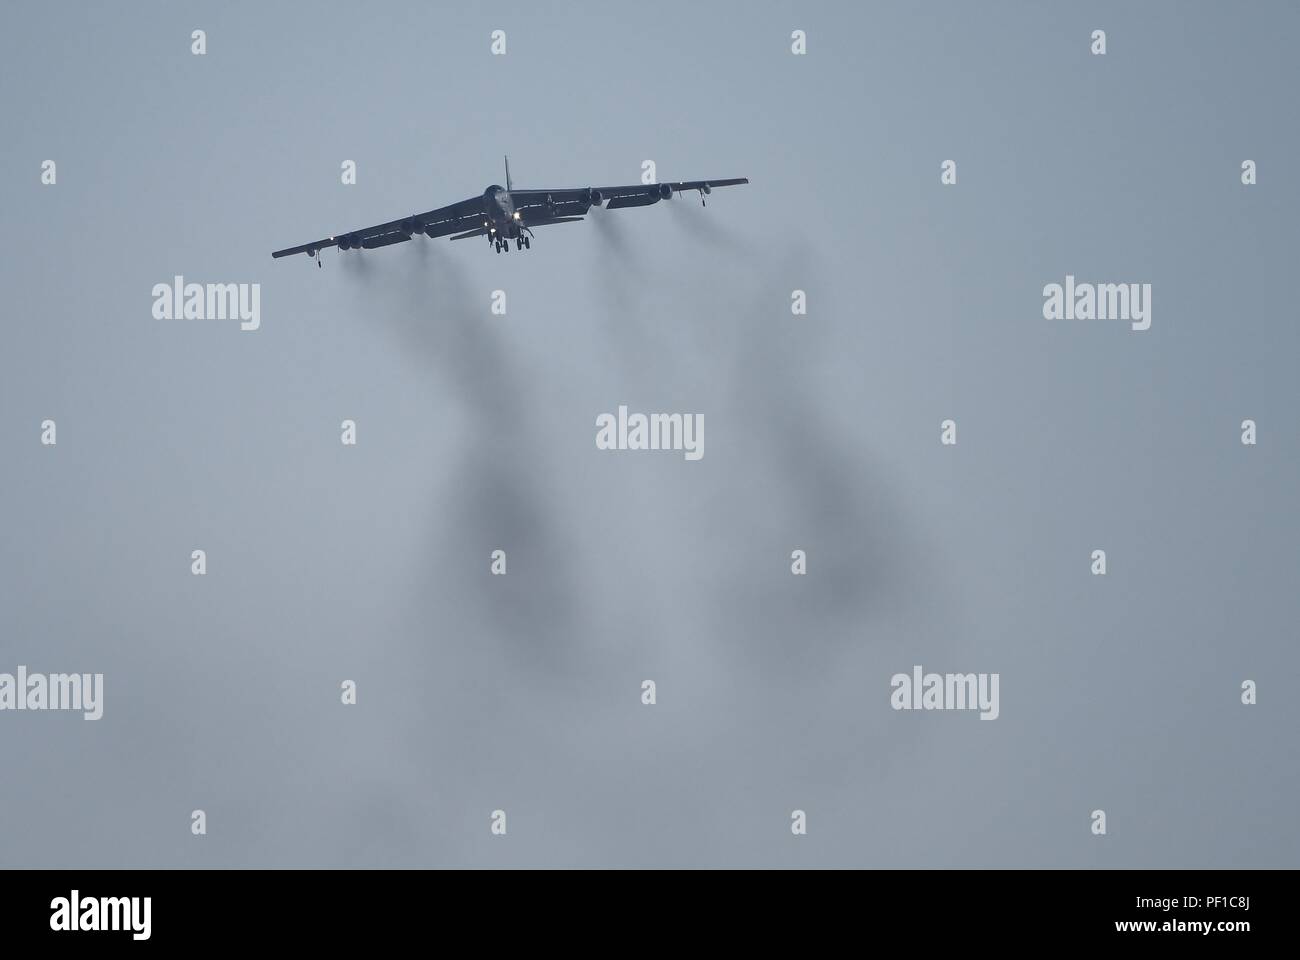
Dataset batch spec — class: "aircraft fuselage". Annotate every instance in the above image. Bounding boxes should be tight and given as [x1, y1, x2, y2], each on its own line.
[483, 185, 520, 239]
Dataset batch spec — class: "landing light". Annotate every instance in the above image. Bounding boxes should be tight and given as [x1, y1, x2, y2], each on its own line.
[513, 211, 521, 220]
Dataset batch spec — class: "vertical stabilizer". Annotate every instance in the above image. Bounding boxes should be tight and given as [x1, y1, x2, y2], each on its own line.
[504, 155, 513, 193]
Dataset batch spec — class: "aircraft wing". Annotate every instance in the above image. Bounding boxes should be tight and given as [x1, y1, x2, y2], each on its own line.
[270, 195, 486, 259]
[596, 178, 748, 208]
[597, 178, 748, 198]
[510, 177, 748, 217]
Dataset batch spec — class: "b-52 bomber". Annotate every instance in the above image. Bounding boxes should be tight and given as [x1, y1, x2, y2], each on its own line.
[271, 157, 748, 265]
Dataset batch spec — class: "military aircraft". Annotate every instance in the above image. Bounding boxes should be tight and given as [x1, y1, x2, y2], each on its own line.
[271, 157, 748, 264]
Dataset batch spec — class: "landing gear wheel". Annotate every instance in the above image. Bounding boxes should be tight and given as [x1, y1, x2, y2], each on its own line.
[523, 236, 530, 249]
[516, 238, 523, 250]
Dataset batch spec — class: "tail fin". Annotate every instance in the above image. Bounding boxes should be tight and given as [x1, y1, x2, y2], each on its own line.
[504, 155, 513, 193]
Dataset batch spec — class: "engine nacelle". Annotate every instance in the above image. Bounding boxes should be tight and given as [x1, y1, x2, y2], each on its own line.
[586, 188, 604, 206]
[658, 183, 673, 199]
[337, 237, 351, 251]
[701, 182, 712, 195]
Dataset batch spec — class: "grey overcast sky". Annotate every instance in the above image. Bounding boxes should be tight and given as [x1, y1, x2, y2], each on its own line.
[1, 0, 1297, 867]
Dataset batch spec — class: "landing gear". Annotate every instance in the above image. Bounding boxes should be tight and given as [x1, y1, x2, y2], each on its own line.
[491, 234, 529, 254]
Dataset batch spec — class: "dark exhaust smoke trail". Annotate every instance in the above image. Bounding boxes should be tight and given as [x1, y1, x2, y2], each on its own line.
[665, 197, 757, 257]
